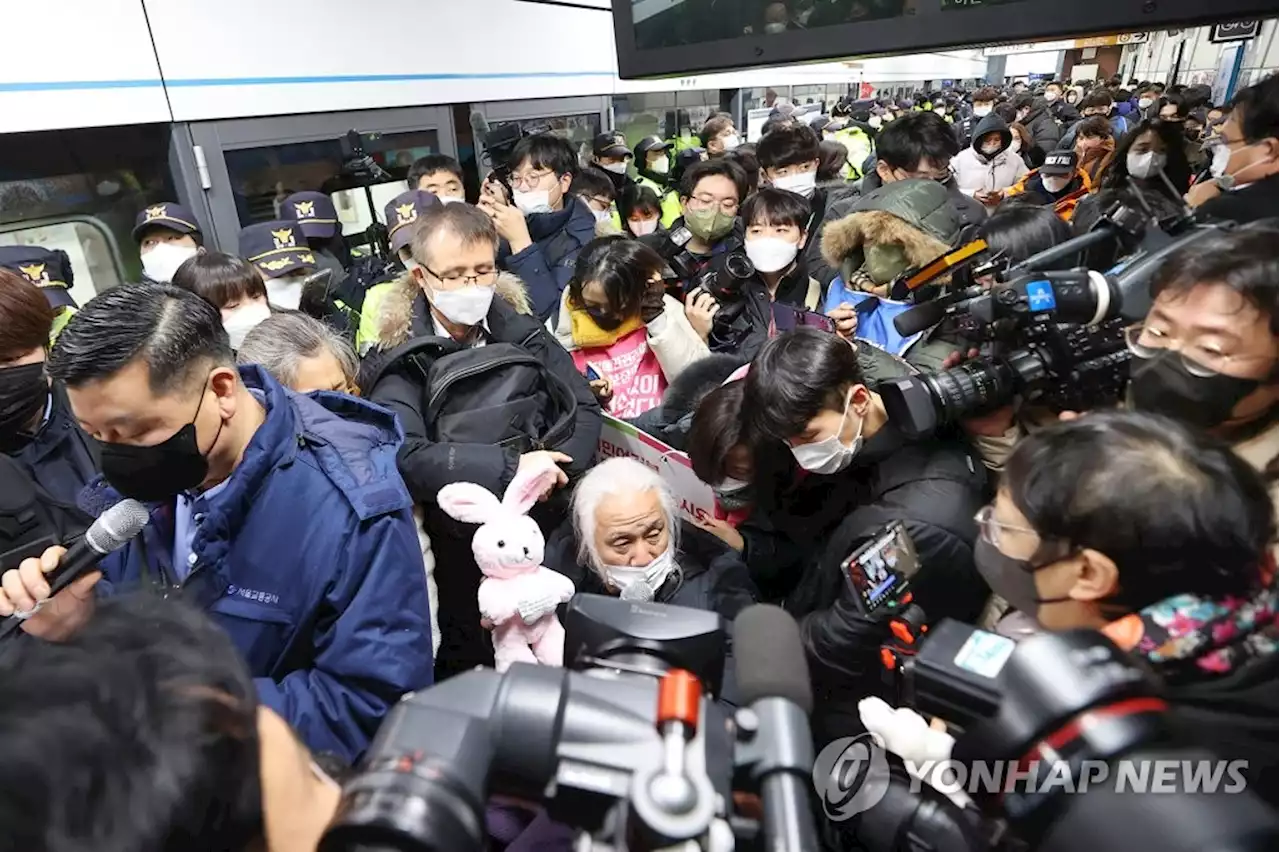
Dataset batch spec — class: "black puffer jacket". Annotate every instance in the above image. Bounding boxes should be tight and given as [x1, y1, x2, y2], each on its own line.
[9, 382, 99, 509]
[790, 420, 989, 748]
[1020, 99, 1064, 167]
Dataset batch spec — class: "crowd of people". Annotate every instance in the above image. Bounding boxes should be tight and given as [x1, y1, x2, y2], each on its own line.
[0, 70, 1276, 852]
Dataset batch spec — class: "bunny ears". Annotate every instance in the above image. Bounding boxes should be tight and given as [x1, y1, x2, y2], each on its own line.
[437, 454, 564, 524]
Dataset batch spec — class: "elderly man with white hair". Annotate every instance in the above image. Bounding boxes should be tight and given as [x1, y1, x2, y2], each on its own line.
[544, 457, 758, 620]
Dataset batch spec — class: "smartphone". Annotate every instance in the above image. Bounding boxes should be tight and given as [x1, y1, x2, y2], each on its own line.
[584, 364, 602, 382]
[841, 521, 917, 617]
[772, 303, 837, 334]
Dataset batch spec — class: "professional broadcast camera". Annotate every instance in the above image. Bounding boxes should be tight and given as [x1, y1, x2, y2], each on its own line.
[319, 596, 819, 852]
[878, 213, 1233, 440]
[839, 620, 1278, 852]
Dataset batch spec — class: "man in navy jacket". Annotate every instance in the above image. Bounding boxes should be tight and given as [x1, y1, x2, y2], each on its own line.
[0, 283, 432, 762]
[480, 133, 597, 321]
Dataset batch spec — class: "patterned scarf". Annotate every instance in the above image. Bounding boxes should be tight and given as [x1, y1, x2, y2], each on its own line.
[1104, 584, 1278, 679]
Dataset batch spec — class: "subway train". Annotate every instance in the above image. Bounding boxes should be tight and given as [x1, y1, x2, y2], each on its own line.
[0, 0, 991, 306]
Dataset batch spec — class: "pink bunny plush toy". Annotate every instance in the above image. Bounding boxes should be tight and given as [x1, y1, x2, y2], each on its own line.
[437, 457, 576, 671]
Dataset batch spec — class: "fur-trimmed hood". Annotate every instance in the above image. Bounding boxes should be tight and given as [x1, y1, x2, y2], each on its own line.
[374, 270, 533, 349]
[821, 179, 962, 271]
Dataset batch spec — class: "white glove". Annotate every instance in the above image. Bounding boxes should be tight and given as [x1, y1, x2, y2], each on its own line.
[858, 696, 972, 809]
[517, 593, 559, 625]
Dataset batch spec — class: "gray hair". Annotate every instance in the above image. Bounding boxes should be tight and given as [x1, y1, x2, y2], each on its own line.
[409, 203, 499, 269]
[236, 311, 358, 390]
[571, 457, 680, 574]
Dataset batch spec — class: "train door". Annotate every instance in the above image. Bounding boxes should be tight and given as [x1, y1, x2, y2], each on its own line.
[469, 96, 610, 177]
[182, 106, 457, 255]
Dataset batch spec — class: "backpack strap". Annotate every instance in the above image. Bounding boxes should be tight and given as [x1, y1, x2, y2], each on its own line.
[360, 334, 459, 393]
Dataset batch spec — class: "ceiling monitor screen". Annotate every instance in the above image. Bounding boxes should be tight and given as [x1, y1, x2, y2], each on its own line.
[612, 0, 1276, 78]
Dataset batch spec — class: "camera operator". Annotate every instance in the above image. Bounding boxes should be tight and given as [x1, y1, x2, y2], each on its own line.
[975, 410, 1277, 803]
[1187, 75, 1278, 224]
[1124, 226, 1278, 513]
[696, 187, 822, 360]
[642, 158, 748, 314]
[743, 329, 988, 744]
[481, 133, 597, 322]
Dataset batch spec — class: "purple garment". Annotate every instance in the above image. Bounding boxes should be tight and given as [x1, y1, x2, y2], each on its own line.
[487, 804, 576, 852]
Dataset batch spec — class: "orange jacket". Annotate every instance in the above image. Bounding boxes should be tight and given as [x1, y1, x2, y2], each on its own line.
[1005, 168, 1094, 220]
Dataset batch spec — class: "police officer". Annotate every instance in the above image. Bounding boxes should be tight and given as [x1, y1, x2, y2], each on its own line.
[634, 135, 682, 227]
[133, 201, 205, 284]
[587, 131, 633, 196]
[238, 221, 320, 311]
[356, 190, 443, 353]
[280, 191, 349, 283]
[0, 246, 79, 343]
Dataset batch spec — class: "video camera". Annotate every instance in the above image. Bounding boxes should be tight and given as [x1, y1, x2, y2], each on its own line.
[337, 130, 394, 261]
[319, 597, 820, 852]
[839, 620, 1277, 852]
[477, 117, 551, 197]
[879, 215, 1232, 440]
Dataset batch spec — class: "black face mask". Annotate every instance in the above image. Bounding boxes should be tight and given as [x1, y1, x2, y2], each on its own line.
[586, 305, 625, 331]
[1127, 353, 1269, 430]
[97, 382, 224, 503]
[0, 362, 50, 453]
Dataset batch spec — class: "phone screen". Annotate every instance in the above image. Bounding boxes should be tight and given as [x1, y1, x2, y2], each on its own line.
[772, 303, 836, 334]
[842, 521, 917, 615]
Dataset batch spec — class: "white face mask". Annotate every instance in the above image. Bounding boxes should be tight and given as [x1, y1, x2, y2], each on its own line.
[1041, 176, 1070, 194]
[764, 21, 788, 34]
[264, 275, 304, 311]
[512, 189, 553, 216]
[973, 105, 992, 118]
[649, 155, 670, 175]
[592, 208, 612, 224]
[222, 301, 272, 349]
[437, 194, 465, 205]
[745, 236, 800, 273]
[1126, 150, 1167, 180]
[1138, 97, 1154, 109]
[790, 390, 864, 474]
[721, 133, 742, 151]
[630, 218, 660, 236]
[141, 242, 198, 284]
[1009, 137, 1022, 154]
[772, 168, 818, 198]
[868, 115, 883, 129]
[429, 283, 496, 327]
[1209, 142, 1233, 179]
[603, 546, 677, 602]
[934, 107, 947, 116]
[601, 161, 629, 175]
[1044, 91, 1059, 103]
[980, 142, 1003, 157]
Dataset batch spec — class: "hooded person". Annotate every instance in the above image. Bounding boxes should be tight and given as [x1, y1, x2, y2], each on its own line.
[951, 112, 1029, 204]
[1012, 94, 1063, 167]
[819, 178, 966, 370]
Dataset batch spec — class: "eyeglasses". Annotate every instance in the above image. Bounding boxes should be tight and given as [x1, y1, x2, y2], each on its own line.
[1124, 323, 1275, 379]
[509, 170, 555, 191]
[974, 505, 1037, 549]
[687, 194, 739, 214]
[423, 265, 498, 287]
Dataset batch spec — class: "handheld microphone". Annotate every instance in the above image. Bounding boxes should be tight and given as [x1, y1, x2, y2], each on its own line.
[0, 499, 149, 640]
[733, 604, 818, 852]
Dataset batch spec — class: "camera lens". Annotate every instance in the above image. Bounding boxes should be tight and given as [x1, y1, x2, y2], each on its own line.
[319, 761, 484, 852]
[922, 358, 1018, 421]
[724, 253, 755, 280]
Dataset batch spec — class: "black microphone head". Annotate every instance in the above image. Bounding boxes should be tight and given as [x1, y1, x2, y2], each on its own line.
[733, 604, 812, 714]
[86, 499, 150, 554]
[893, 299, 948, 337]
